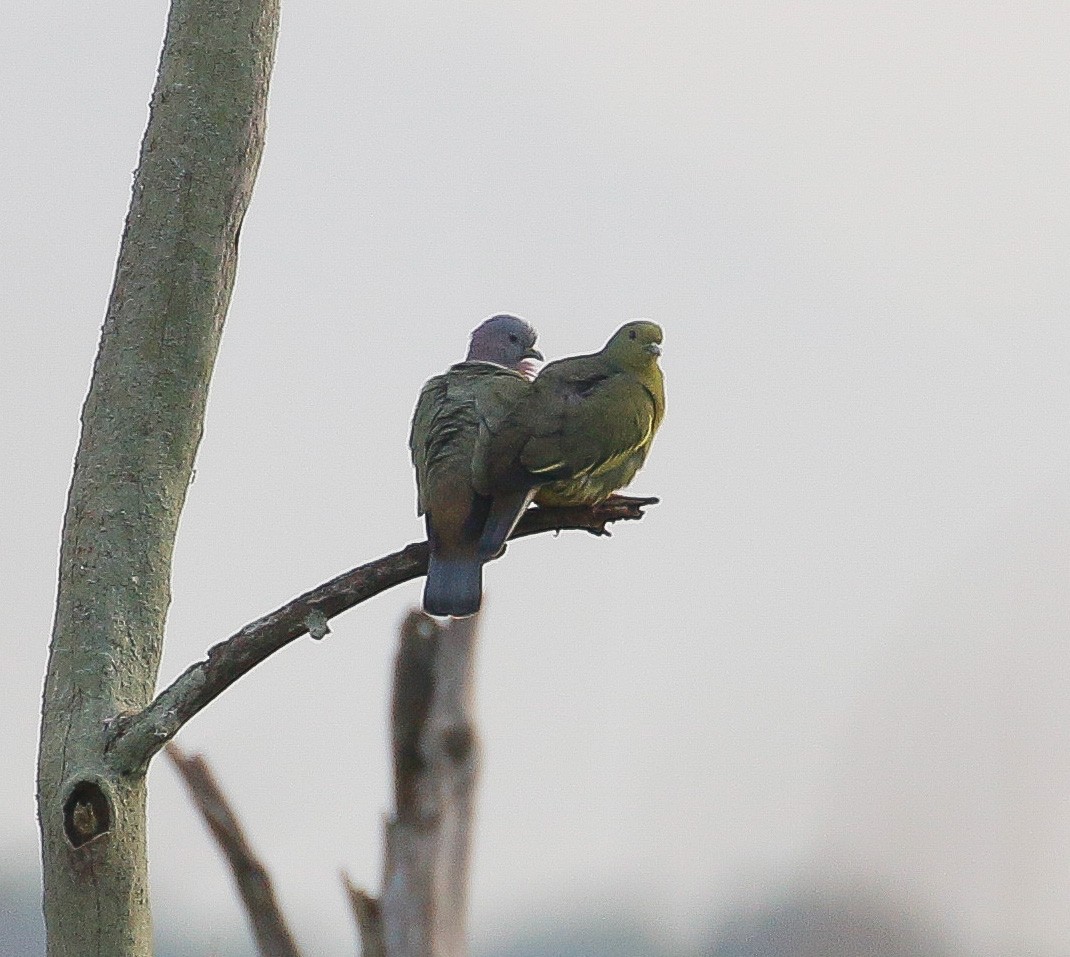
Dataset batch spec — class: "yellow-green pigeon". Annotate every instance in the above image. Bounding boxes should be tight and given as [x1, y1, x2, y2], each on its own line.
[410, 314, 542, 617]
[475, 320, 665, 558]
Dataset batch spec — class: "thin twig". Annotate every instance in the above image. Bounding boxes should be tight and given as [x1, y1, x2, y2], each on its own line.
[165, 743, 302, 957]
[107, 497, 657, 774]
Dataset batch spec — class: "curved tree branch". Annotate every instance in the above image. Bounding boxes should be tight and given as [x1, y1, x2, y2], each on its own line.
[105, 496, 657, 775]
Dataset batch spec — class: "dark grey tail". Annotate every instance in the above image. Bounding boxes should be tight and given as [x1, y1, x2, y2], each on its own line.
[423, 552, 483, 617]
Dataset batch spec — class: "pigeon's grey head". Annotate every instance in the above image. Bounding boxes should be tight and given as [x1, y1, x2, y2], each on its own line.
[466, 314, 543, 378]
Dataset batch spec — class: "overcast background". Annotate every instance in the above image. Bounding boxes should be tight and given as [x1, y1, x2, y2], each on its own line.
[2, 1, 1068, 955]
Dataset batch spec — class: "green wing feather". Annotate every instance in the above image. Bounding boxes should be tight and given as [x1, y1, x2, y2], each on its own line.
[409, 374, 447, 514]
[410, 361, 529, 513]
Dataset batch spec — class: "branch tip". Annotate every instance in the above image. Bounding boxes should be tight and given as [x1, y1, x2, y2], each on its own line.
[342, 873, 385, 957]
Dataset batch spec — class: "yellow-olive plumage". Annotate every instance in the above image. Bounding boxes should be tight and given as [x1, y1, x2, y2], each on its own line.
[478, 321, 665, 551]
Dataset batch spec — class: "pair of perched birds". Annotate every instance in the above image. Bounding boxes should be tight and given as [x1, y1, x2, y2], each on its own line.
[410, 314, 665, 617]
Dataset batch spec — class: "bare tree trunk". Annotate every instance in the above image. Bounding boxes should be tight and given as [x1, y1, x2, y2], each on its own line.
[36, 0, 279, 953]
[379, 611, 482, 957]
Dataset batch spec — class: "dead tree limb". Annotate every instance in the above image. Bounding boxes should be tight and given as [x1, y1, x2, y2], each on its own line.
[166, 744, 302, 957]
[380, 610, 482, 957]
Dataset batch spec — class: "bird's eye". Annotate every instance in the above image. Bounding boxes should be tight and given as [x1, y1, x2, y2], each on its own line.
[508, 334, 519, 343]
[628, 330, 637, 340]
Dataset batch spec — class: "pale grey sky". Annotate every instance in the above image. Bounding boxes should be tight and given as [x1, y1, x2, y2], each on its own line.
[3, 1, 1068, 954]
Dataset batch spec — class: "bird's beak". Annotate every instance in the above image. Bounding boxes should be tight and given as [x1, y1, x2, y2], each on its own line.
[645, 343, 662, 357]
[526, 347, 544, 361]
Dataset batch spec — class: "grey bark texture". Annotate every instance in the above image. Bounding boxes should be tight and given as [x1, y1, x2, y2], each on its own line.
[380, 611, 482, 957]
[35, 0, 279, 953]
